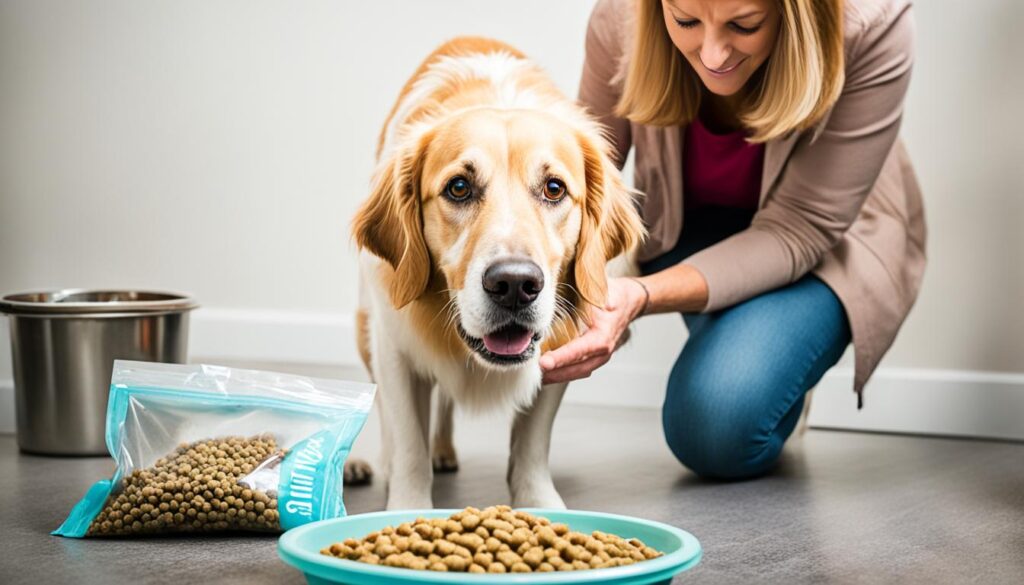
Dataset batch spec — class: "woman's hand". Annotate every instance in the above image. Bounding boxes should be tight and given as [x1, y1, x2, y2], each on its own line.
[539, 277, 648, 384]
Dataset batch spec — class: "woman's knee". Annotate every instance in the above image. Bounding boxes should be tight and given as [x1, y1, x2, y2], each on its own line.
[662, 359, 796, 480]
[662, 411, 782, 480]
[661, 276, 850, 479]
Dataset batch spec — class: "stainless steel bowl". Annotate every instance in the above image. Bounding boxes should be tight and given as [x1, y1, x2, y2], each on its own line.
[0, 289, 198, 455]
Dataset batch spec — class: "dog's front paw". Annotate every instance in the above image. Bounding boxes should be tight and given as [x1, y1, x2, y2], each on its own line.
[432, 443, 459, 473]
[343, 458, 373, 486]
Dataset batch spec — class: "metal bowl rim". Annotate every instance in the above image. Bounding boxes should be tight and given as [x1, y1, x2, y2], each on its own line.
[0, 289, 198, 315]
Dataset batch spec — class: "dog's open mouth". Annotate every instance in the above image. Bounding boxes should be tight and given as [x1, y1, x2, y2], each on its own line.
[458, 323, 540, 365]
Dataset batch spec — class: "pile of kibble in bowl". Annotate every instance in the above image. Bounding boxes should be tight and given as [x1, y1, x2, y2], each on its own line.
[86, 435, 282, 536]
[320, 506, 664, 573]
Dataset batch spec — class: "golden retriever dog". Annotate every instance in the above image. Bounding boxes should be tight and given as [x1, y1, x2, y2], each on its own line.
[351, 36, 643, 510]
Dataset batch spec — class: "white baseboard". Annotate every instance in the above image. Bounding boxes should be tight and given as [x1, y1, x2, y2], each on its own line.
[808, 368, 1024, 441]
[2, 308, 1023, 441]
[567, 363, 1024, 442]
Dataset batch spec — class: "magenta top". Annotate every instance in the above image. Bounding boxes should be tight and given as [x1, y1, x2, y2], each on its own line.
[683, 116, 766, 211]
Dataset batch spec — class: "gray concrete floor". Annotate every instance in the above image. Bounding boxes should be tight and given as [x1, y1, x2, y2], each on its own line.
[1, 394, 1022, 584]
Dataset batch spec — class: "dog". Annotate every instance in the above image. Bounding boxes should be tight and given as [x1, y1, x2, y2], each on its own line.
[350, 36, 644, 510]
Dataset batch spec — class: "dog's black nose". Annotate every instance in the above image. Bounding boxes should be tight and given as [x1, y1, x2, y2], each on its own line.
[483, 259, 544, 310]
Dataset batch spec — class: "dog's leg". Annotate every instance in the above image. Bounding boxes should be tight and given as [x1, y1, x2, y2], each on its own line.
[508, 382, 568, 509]
[431, 390, 459, 473]
[376, 354, 435, 510]
[344, 305, 376, 486]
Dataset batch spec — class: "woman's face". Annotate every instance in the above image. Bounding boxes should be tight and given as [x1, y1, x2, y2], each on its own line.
[661, 0, 781, 97]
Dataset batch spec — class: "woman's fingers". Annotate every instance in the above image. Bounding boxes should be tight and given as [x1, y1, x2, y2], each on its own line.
[538, 326, 612, 371]
[539, 278, 640, 380]
[541, 353, 611, 385]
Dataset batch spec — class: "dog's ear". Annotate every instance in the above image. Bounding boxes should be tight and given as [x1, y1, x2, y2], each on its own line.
[572, 130, 645, 309]
[352, 132, 433, 309]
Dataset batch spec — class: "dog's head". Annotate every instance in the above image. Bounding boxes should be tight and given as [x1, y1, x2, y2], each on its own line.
[354, 107, 643, 369]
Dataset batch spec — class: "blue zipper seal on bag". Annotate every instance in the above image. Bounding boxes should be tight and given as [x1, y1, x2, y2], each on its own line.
[52, 473, 120, 537]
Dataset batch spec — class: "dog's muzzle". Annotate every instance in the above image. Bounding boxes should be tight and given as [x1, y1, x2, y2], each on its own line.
[458, 258, 545, 365]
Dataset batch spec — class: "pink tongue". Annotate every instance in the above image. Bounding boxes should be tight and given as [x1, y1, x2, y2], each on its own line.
[482, 328, 534, 356]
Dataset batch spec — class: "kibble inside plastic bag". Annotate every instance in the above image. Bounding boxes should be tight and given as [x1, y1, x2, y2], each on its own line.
[54, 360, 376, 537]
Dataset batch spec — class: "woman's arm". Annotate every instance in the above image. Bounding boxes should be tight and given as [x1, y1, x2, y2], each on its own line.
[539, 270, 706, 384]
[634, 264, 708, 314]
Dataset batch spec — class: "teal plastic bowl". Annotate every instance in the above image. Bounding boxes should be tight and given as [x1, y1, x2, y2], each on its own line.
[278, 509, 701, 585]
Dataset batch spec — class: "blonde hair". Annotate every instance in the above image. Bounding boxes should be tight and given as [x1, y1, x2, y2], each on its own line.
[615, 0, 845, 142]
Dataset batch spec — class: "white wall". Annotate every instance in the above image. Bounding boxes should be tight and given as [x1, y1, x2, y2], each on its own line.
[2, 1, 1023, 439]
[893, 0, 1024, 372]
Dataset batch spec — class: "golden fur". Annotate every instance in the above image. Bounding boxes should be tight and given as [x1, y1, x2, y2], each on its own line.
[348, 36, 644, 510]
[352, 36, 644, 364]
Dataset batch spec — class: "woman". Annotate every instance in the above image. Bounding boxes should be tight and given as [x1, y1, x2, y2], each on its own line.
[540, 0, 926, 479]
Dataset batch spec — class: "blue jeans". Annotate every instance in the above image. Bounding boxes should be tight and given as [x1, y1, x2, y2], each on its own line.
[640, 207, 851, 480]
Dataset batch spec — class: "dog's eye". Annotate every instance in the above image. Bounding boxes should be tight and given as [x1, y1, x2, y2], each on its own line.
[445, 177, 472, 201]
[542, 178, 567, 202]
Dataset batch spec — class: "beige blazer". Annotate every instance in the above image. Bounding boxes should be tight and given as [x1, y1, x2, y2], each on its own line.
[579, 0, 927, 404]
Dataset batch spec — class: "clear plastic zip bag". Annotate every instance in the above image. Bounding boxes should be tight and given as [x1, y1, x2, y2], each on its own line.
[54, 360, 375, 537]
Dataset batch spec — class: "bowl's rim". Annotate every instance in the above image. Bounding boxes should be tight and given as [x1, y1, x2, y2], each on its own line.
[278, 508, 702, 584]
[0, 288, 198, 315]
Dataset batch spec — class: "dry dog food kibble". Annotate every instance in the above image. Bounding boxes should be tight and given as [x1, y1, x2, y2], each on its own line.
[320, 506, 664, 572]
[87, 435, 282, 536]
